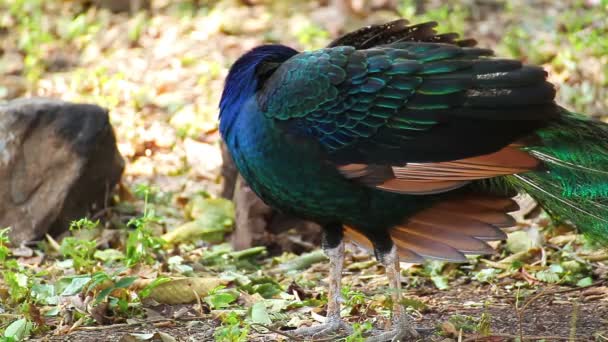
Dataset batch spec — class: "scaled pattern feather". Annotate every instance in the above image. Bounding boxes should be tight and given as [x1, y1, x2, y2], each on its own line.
[218, 19, 608, 339]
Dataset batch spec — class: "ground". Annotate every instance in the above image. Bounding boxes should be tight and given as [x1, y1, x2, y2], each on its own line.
[0, 1, 607, 341]
[33, 280, 608, 341]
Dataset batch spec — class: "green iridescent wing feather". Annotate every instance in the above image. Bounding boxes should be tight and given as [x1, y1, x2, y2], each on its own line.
[259, 42, 555, 164]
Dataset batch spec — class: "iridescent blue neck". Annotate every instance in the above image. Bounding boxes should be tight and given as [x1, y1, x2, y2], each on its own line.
[219, 44, 298, 139]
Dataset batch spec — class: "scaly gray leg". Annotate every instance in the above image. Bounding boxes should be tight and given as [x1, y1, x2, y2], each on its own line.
[366, 245, 419, 342]
[291, 235, 353, 338]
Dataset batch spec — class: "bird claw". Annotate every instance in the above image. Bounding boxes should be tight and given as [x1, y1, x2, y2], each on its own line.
[364, 326, 419, 342]
[365, 315, 423, 342]
[291, 319, 353, 339]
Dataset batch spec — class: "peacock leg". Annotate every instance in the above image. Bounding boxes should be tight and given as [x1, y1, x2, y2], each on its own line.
[366, 245, 419, 342]
[291, 226, 353, 338]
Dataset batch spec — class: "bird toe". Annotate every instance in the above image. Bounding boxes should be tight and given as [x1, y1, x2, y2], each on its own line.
[290, 319, 353, 339]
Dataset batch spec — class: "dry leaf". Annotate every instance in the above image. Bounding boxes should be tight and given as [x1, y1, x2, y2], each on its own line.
[133, 277, 224, 304]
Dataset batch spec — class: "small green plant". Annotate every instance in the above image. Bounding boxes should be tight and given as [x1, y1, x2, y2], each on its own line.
[57, 218, 100, 272]
[423, 260, 450, 290]
[69, 218, 99, 231]
[345, 322, 373, 342]
[401, 297, 428, 312]
[214, 312, 249, 342]
[2, 317, 33, 341]
[137, 277, 171, 299]
[125, 186, 165, 267]
[448, 314, 478, 333]
[342, 286, 366, 308]
[0, 227, 12, 262]
[124, 215, 164, 267]
[59, 237, 97, 272]
[477, 311, 492, 336]
[240, 276, 281, 299]
[2, 261, 30, 305]
[205, 285, 239, 310]
[84, 271, 167, 320]
[128, 12, 149, 44]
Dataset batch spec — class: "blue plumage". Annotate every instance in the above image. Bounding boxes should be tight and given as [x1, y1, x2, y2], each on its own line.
[218, 19, 608, 339]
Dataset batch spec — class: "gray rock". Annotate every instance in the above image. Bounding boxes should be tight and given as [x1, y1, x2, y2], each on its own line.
[0, 98, 124, 244]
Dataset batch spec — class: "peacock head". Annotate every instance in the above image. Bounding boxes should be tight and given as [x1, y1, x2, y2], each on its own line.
[218, 45, 298, 134]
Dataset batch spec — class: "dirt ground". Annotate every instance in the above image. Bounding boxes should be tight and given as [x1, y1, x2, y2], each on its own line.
[38, 280, 608, 341]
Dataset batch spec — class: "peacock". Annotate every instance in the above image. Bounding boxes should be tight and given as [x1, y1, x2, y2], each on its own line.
[218, 19, 608, 341]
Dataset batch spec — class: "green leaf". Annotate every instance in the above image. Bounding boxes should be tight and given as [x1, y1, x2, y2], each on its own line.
[250, 283, 281, 299]
[86, 272, 113, 294]
[205, 291, 238, 309]
[0, 227, 12, 262]
[115, 276, 138, 289]
[576, 277, 593, 287]
[168, 256, 193, 275]
[250, 302, 272, 325]
[214, 312, 249, 342]
[4, 318, 32, 341]
[31, 283, 57, 305]
[431, 275, 449, 290]
[61, 276, 92, 296]
[117, 298, 129, 312]
[228, 247, 267, 260]
[473, 268, 501, 283]
[163, 197, 235, 244]
[137, 277, 171, 299]
[448, 314, 478, 333]
[44, 307, 60, 317]
[535, 270, 560, 283]
[95, 286, 115, 304]
[561, 260, 585, 274]
[506, 229, 542, 254]
[94, 249, 125, 262]
[69, 218, 99, 231]
[424, 260, 446, 275]
[549, 264, 564, 274]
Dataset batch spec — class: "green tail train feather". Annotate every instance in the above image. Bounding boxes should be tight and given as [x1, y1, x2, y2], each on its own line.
[513, 109, 608, 243]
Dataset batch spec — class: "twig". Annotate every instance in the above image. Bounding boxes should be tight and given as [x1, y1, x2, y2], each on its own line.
[67, 317, 85, 334]
[250, 323, 306, 341]
[192, 288, 204, 317]
[582, 253, 608, 262]
[0, 314, 21, 318]
[72, 319, 165, 331]
[250, 323, 349, 342]
[549, 279, 607, 295]
[569, 295, 580, 341]
[71, 316, 210, 332]
[462, 333, 583, 341]
[514, 286, 527, 341]
[513, 279, 606, 306]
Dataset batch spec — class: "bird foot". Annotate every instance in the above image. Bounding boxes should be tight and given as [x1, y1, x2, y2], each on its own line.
[291, 319, 353, 339]
[365, 316, 423, 342]
[365, 326, 419, 342]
